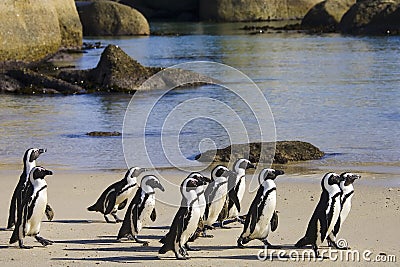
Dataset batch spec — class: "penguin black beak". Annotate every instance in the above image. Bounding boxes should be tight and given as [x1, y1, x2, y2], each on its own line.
[156, 182, 165, 192]
[247, 163, 256, 169]
[39, 148, 47, 154]
[275, 170, 285, 176]
[45, 170, 53, 176]
[202, 176, 212, 183]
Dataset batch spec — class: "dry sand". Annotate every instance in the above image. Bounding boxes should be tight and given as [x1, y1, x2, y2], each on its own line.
[0, 168, 398, 266]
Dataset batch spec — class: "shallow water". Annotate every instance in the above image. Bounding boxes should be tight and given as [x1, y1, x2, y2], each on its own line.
[0, 22, 399, 176]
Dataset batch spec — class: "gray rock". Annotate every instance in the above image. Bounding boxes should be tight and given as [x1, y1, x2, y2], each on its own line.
[76, 1, 150, 36]
[302, 0, 356, 32]
[339, 0, 400, 35]
[199, 0, 324, 22]
[195, 141, 325, 164]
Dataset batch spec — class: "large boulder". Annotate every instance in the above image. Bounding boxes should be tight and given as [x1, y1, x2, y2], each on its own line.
[302, 0, 355, 32]
[339, 0, 400, 35]
[0, 0, 82, 62]
[195, 141, 325, 164]
[76, 1, 150, 36]
[199, 0, 324, 21]
[54, 0, 83, 48]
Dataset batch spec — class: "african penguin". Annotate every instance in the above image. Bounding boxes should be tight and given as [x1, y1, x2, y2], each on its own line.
[88, 167, 145, 223]
[237, 168, 284, 248]
[327, 172, 360, 249]
[9, 166, 53, 249]
[202, 165, 238, 234]
[159, 173, 207, 260]
[7, 148, 47, 229]
[295, 172, 345, 257]
[218, 158, 255, 226]
[117, 175, 164, 246]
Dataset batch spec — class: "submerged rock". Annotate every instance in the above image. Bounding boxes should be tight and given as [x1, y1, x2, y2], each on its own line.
[195, 141, 325, 164]
[86, 131, 122, 137]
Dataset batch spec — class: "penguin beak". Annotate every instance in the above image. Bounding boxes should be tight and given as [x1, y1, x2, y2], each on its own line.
[45, 170, 53, 176]
[275, 170, 284, 176]
[39, 148, 46, 154]
[247, 163, 256, 169]
[156, 182, 165, 192]
[202, 176, 212, 183]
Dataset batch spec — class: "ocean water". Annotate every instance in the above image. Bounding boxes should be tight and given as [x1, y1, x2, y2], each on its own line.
[0, 22, 399, 175]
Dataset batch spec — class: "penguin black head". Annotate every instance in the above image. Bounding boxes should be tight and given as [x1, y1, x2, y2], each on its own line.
[142, 175, 165, 192]
[126, 167, 146, 179]
[258, 168, 284, 184]
[340, 172, 361, 186]
[183, 173, 207, 192]
[24, 148, 46, 163]
[30, 166, 53, 180]
[324, 172, 341, 186]
[211, 165, 229, 180]
[234, 158, 256, 172]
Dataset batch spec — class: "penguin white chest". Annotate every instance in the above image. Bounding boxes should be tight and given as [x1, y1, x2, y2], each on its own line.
[26, 186, 47, 236]
[340, 195, 353, 223]
[116, 185, 135, 205]
[139, 195, 156, 229]
[250, 189, 276, 239]
[181, 205, 201, 245]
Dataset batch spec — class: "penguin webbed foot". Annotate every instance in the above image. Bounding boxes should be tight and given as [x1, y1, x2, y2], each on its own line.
[35, 235, 54, 246]
[237, 237, 245, 248]
[262, 239, 282, 249]
[104, 215, 116, 223]
[312, 244, 320, 258]
[19, 240, 33, 249]
[111, 213, 123, 223]
[134, 236, 149, 247]
[201, 230, 214, 238]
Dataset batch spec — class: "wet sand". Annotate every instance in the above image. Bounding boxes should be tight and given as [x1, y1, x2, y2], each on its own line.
[0, 169, 398, 266]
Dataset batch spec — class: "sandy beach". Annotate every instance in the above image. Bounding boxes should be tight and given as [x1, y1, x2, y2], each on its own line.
[0, 167, 398, 266]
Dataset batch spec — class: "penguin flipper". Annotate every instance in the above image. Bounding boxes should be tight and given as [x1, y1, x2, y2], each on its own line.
[7, 185, 20, 229]
[249, 186, 265, 233]
[118, 199, 128, 210]
[104, 190, 117, 215]
[45, 204, 54, 221]
[150, 208, 156, 222]
[117, 192, 140, 239]
[228, 189, 241, 213]
[270, 210, 279, 232]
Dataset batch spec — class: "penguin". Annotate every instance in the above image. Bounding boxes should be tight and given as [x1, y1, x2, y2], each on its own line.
[327, 172, 361, 249]
[9, 166, 53, 249]
[237, 168, 284, 248]
[88, 167, 145, 223]
[7, 148, 47, 229]
[218, 158, 255, 226]
[117, 175, 164, 246]
[158, 173, 207, 260]
[201, 165, 239, 235]
[295, 172, 345, 257]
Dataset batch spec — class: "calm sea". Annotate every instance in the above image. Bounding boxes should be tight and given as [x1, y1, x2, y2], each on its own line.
[0, 22, 399, 176]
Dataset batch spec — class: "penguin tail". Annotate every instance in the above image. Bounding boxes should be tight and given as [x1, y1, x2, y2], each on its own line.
[295, 236, 309, 248]
[87, 204, 98, 212]
[9, 229, 19, 244]
[159, 236, 166, 244]
[158, 244, 169, 254]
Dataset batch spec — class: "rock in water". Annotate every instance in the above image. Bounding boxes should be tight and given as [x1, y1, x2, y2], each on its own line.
[76, 1, 150, 36]
[339, 0, 400, 35]
[195, 141, 325, 164]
